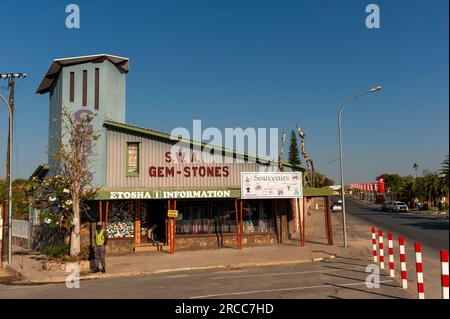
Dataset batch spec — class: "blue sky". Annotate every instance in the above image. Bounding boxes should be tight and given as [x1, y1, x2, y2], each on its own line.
[0, 0, 448, 184]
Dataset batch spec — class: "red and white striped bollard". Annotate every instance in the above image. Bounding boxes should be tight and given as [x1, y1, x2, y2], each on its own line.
[371, 227, 378, 262]
[399, 236, 408, 289]
[415, 242, 425, 299]
[378, 230, 385, 269]
[441, 249, 449, 299]
[388, 232, 395, 278]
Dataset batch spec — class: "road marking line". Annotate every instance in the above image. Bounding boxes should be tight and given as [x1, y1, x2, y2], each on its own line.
[211, 269, 341, 280]
[190, 279, 394, 299]
[0, 283, 57, 290]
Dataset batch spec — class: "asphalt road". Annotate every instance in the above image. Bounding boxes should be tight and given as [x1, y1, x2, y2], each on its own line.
[343, 196, 449, 252]
[0, 256, 412, 299]
[341, 196, 449, 299]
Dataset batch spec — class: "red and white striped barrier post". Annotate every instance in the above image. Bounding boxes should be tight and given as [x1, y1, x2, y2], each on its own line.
[415, 242, 425, 299]
[388, 232, 395, 278]
[399, 236, 408, 289]
[441, 249, 449, 299]
[378, 230, 385, 269]
[371, 227, 378, 262]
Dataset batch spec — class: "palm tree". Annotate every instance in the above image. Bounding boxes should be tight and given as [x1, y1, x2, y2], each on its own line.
[413, 163, 419, 179]
[423, 173, 442, 209]
[440, 155, 449, 195]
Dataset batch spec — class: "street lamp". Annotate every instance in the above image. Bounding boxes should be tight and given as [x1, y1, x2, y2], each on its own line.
[0, 93, 13, 264]
[338, 85, 382, 247]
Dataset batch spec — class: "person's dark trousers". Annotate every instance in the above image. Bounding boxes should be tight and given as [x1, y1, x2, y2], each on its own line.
[94, 245, 106, 271]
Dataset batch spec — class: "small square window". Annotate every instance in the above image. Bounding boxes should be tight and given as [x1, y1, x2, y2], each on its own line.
[126, 142, 139, 176]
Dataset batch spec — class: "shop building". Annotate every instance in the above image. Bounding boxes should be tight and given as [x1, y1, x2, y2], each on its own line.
[33, 54, 330, 254]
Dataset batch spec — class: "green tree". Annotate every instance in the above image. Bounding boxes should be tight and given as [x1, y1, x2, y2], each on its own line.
[399, 178, 416, 207]
[288, 130, 301, 167]
[0, 179, 31, 220]
[310, 172, 334, 188]
[377, 173, 404, 197]
[423, 173, 441, 208]
[440, 155, 449, 195]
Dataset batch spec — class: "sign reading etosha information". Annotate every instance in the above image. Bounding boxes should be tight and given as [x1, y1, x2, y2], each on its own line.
[241, 172, 303, 199]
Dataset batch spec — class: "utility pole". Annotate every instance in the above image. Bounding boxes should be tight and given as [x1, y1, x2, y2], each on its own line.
[1, 73, 26, 264]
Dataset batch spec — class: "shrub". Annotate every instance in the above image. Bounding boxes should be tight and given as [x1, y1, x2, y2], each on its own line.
[43, 244, 70, 259]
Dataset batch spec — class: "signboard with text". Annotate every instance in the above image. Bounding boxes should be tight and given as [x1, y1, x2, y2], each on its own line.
[167, 210, 179, 218]
[241, 172, 303, 199]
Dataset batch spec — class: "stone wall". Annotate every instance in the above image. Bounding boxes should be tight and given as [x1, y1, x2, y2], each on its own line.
[12, 236, 29, 248]
[106, 239, 135, 254]
[175, 232, 277, 251]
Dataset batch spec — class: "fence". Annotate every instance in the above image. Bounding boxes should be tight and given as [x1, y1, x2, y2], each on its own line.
[12, 219, 29, 239]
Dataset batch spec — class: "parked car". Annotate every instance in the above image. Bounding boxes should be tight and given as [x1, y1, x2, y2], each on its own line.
[388, 201, 409, 213]
[381, 201, 393, 211]
[331, 200, 342, 212]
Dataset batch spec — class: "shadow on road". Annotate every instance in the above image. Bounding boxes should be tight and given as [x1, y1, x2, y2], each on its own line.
[321, 264, 391, 278]
[324, 282, 404, 299]
[401, 221, 449, 231]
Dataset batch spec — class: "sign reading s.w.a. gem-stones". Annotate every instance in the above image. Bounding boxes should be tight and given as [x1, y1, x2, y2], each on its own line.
[241, 172, 302, 199]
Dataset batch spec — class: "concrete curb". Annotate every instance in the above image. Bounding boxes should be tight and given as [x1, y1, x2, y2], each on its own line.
[5, 264, 25, 281]
[8, 254, 336, 285]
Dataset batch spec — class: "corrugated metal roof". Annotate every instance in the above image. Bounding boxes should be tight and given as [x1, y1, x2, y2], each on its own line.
[36, 54, 129, 94]
[103, 119, 305, 171]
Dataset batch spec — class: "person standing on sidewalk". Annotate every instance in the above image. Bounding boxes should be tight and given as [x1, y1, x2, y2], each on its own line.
[94, 222, 108, 273]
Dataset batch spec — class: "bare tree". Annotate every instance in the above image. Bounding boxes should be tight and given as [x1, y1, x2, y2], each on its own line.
[29, 108, 99, 257]
[58, 108, 100, 256]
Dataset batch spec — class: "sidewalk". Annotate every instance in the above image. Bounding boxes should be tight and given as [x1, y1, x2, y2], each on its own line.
[5, 242, 344, 284]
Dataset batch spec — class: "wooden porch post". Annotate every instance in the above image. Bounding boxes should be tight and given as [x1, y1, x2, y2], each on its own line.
[166, 200, 170, 246]
[325, 196, 329, 242]
[135, 200, 141, 245]
[173, 200, 176, 254]
[105, 201, 109, 229]
[297, 198, 302, 247]
[302, 197, 306, 247]
[235, 199, 240, 250]
[240, 199, 244, 249]
[99, 200, 102, 223]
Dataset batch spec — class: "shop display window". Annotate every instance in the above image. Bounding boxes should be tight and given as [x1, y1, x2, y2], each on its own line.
[107, 200, 135, 239]
[175, 199, 275, 235]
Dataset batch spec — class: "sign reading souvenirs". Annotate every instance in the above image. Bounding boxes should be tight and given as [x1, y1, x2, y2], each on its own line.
[99, 189, 240, 200]
[241, 172, 303, 199]
[149, 151, 230, 178]
[167, 210, 179, 218]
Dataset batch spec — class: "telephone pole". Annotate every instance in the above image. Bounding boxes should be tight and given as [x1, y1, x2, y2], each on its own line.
[1, 73, 27, 264]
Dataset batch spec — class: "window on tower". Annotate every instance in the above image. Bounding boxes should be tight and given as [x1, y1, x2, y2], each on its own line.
[70, 72, 75, 102]
[82, 70, 87, 106]
[95, 68, 100, 109]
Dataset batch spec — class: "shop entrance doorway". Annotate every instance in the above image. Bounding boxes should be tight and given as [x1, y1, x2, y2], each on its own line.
[145, 200, 167, 243]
